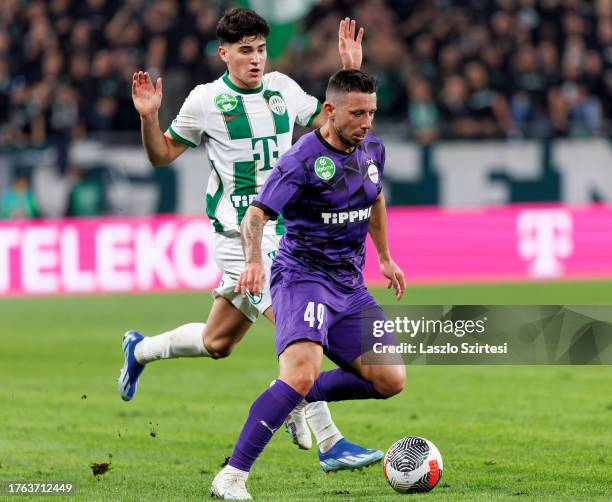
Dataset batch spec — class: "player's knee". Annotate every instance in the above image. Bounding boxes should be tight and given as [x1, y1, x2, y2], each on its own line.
[372, 366, 406, 398]
[284, 371, 318, 396]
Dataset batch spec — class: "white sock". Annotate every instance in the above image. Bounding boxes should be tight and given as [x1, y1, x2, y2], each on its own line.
[134, 323, 209, 364]
[305, 401, 343, 453]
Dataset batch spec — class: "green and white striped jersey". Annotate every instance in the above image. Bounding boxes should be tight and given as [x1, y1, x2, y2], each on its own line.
[167, 71, 321, 235]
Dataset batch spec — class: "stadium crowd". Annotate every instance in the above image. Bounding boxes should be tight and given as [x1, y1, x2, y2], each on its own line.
[0, 0, 610, 207]
[297, 0, 612, 141]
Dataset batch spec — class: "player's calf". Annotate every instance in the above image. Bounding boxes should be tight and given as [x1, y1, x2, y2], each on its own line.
[203, 297, 253, 359]
[360, 364, 405, 398]
[204, 336, 238, 359]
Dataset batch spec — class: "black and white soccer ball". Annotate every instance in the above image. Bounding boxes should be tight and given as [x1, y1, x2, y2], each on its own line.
[383, 436, 443, 494]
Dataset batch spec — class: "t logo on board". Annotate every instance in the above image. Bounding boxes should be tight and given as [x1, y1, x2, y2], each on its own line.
[517, 209, 574, 278]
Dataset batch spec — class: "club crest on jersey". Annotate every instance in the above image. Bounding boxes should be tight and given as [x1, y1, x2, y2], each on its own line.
[366, 159, 379, 183]
[215, 93, 238, 112]
[321, 206, 372, 225]
[268, 95, 286, 115]
[314, 156, 336, 180]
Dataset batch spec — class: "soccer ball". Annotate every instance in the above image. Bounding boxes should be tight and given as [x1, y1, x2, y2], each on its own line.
[383, 436, 443, 493]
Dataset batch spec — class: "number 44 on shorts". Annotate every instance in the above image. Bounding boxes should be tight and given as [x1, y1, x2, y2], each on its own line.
[304, 302, 325, 329]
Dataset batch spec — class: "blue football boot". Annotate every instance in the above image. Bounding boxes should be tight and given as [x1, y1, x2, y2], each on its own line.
[118, 331, 145, 401]
[319, 438, 384, 472]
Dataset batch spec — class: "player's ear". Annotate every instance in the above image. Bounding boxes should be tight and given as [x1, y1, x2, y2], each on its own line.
[218, 44, 228, 63]
[323, 101, 335, 119]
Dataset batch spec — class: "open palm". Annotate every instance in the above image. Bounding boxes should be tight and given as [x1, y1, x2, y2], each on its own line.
[338, 17, 364, 70]
[132, 71, 162, 117]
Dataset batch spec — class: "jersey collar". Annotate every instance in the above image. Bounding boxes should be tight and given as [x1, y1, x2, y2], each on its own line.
[315, 128, 358, 155]
[222, 71, 263, 94]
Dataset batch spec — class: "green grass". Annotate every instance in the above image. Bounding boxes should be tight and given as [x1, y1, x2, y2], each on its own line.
[1, 281, 611, 501]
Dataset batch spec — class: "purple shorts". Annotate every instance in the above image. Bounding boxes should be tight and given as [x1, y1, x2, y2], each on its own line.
[271, 271, 395, 367]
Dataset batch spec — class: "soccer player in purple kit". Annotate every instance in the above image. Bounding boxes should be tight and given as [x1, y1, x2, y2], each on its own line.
[211, 69, 406, 500]
[121, 8, 383, 476]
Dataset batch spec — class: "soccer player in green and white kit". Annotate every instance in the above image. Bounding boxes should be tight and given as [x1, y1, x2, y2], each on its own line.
[119, 8, 383, 472]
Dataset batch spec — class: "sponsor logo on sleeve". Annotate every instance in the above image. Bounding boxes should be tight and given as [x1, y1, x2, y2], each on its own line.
[366, 159, 379, 183]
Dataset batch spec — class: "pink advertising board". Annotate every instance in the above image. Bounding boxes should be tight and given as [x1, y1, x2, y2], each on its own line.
[0, 216, 221, 296]
[1, 204, 611, 296]
[363, 204, 612, 284]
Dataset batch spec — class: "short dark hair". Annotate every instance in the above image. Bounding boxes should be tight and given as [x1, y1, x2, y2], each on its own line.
[216, 8, 270, 44]
[326, 69, 378, 98]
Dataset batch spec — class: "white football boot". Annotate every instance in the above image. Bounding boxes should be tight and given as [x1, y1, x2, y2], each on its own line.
[284, 399, 312, 450]
[211, 465, 252, 500]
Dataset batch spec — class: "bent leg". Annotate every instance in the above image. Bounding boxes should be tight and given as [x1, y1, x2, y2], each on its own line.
[133, 296, 252, 363]
[204, 296, 253, 358]
[306, 290, 405, 401]
[120, 322, 210, 401]
[302, 345, 405, 402]
[228, 341, 323, 473]
[134, 322, 208, 363]
[305, 366, 386, 402]
[265, 305, 343, 452]
[303, 359, 404, 402]
[351, 355, 405, 398]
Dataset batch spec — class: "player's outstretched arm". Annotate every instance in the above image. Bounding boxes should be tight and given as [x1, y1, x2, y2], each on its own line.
[132, 71, 187, 166]
[236, 206, 271, 298]
[368, 192, 405, 300]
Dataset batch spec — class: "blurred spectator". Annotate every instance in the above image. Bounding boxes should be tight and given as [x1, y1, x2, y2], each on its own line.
[411, 33, 437, 83]
[509, 44, 548, 136]
[0, 169, 38, 219]
[549, 81, 603, 136]
[569, 85, 603, 136]
[65, 167, 105, 217]
[358, 1, 408, 118]
[367, 33, 408, 118]
[407, 75, 437, 144]
[439, 44, 464, 82]
[0, 0, 609, 157]
[464, 62, 510, 138]
[4, 77, 45, 147]
[48, 84, 80, 173]
[439, 74, 477, 139]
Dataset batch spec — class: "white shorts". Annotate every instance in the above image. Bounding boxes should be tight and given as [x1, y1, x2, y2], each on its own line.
[212, 232, 280, 322]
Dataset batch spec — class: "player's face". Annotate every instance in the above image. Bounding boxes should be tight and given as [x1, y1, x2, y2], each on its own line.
[218, 35, 267, 89]
[329, 92, 377, 148]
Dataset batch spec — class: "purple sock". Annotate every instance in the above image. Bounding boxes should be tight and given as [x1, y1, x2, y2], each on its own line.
[228, 379, 303, 472]
[305, 368, 385, 402]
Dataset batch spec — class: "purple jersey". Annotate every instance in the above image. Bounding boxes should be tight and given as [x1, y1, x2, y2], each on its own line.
[253, 129, 385, 290]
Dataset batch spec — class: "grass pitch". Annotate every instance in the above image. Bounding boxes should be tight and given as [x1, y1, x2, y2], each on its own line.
[1, 281, 611, 501]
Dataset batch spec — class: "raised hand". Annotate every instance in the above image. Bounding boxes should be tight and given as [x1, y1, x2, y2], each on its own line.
[338, 17, 364, 70]
[132, 71, 163, 118]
